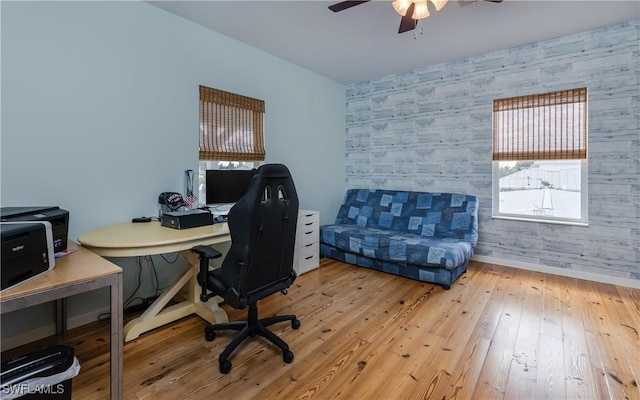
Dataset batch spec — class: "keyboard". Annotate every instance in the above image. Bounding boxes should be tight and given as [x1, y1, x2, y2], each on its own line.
[213, 215, 228, 224]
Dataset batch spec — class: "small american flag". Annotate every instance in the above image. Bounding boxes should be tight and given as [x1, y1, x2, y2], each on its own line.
[184, 193, 198, 207]
[184, 169, 197, 207]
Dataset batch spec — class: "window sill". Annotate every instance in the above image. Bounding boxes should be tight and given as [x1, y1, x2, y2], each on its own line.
[491, 215, 589, 227]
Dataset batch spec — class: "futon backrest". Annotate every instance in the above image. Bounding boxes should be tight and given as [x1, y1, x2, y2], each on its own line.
[334, 189, 478, 244]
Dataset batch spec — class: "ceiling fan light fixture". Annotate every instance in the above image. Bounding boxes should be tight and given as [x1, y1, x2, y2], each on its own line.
[392, 0, 412, 16]
[430, 0, 448, 11]
[412, 0, 430, 20]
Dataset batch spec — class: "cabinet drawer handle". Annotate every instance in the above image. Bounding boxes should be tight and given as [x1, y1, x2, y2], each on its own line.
[304, 255, 315, 260]
[304, 222, 314, 226]
[304, 243, 313, 248]
[305, 231, 313, 235]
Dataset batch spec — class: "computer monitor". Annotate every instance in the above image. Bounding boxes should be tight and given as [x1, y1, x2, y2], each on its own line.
[205, 170, 254, 205]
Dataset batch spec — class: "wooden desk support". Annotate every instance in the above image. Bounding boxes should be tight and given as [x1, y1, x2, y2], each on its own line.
[78, 221, 231, 342]
[0, 241, 123, 400]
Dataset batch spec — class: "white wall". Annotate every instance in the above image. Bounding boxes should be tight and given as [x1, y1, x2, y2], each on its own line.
[1, 1, 345, 341]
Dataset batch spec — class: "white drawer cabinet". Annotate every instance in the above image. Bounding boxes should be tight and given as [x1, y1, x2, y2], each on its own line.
[293, 210, 320, 276]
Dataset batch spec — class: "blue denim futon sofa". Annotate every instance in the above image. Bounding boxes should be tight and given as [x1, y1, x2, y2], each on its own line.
[320, 189, 479, 289]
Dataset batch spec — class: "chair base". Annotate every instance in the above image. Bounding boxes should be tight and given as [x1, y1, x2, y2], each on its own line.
[205, 303, 301, 374]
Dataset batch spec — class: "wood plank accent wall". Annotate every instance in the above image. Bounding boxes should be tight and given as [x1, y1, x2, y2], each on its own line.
[344, 20, 639, 282]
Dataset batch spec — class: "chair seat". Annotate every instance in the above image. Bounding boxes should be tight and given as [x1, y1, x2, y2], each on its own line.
[207, 269, 229, 297]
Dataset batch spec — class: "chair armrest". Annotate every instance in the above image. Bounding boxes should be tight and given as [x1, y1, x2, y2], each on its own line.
[191, 245, 222, 302]
[191, 245, 222, 260]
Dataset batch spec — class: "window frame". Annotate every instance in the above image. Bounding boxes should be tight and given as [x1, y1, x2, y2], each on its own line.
[197, 85, 265, 208]
[491, 87, 588, 226]
[491, 159, 588, 226]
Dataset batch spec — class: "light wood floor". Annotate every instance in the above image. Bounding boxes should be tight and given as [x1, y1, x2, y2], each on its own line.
[3, 258, 639, 399]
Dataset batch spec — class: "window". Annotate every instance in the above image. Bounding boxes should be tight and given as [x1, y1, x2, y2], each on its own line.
[198, 85, 265, 206]
[492, 88, 588, 225]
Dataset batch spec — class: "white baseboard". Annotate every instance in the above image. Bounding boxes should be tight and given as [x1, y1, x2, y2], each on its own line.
[472, 255, 640, 289]
[1, 306, 111, 351]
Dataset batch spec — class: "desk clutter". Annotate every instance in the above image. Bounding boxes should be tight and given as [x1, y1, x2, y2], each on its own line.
[158, 190, 227, 229]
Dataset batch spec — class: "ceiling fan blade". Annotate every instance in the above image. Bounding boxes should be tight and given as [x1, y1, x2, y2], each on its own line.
[398, 2, 417, 33]
[328, 0, 371, 12]
[460, 0, 503, 5]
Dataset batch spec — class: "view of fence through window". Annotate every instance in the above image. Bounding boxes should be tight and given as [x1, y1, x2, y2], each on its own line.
[497, 159, 582, 219]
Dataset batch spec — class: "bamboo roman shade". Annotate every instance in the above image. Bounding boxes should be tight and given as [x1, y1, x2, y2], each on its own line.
[493, 87, 587, 161]
[199, 85, 265, 161]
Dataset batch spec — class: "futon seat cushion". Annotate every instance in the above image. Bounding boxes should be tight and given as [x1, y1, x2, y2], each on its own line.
[320, 225, 473, 269]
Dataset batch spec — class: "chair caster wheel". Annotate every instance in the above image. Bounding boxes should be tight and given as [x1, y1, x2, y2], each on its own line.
[205, 328, 215, 341]
[291, 319, 301, 329]
[219, 359, 232, 374]
[283, 350, 294, 364]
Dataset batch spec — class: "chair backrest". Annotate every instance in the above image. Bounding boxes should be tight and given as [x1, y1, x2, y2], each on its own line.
[218, 164, 299, 306]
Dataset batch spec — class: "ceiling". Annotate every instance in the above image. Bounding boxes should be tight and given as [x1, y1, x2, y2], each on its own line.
[150, 1, 639, 85]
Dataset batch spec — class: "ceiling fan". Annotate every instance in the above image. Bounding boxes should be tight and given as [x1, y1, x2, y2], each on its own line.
[328, 0, 503, 34]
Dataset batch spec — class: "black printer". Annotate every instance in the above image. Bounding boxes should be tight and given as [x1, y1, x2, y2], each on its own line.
[1, 222, 55, 290]
[1, 207, 69, 252]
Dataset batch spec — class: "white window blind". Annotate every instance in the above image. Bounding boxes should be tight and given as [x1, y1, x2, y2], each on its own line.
[199, 85, 265, 161]
[493, 87, 587, 161]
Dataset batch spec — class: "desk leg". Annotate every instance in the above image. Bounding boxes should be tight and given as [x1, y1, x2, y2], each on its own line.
[123, 252, 228, 342]
[111, 274, 123, 400]
[182, 251, 228, 325]
[55, 298, 67, 335]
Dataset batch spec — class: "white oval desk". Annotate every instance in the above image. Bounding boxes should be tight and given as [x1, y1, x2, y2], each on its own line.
[78, 221, 230, 342]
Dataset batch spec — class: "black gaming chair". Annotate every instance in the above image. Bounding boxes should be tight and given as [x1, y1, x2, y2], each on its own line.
[191, 164, 301, 374]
